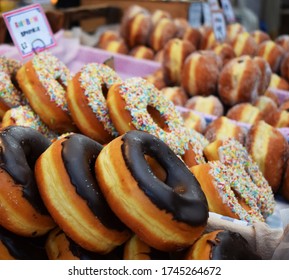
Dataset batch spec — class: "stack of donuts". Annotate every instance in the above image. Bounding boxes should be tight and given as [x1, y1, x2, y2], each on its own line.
[0, 46, 281, 260]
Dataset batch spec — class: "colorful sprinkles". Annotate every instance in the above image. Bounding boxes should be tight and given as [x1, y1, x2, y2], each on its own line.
[217, 138, 275, 218]
[118, 77, 188, 155]
[32, 52, 71, 111]
[79, 63, 121, 137]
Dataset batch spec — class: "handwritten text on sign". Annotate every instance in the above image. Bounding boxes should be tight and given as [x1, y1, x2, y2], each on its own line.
[3, 4, 56, 58]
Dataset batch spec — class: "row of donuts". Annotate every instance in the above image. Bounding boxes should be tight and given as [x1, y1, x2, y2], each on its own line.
[0, 125, 261, 260]
[0, 51, 285, 201]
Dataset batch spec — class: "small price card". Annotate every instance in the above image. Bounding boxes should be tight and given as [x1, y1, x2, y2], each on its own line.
[2, 3, 56, 58]
[211, 11, 227, 42]
[220, 0, 236, 23]
[208, 0, 220, 11]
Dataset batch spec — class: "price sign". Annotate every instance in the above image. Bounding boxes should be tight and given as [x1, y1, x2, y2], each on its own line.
[220, 0, 236, 23]
[208, 0, 220, 11]
[3, 4, 56, 58]
[211, 11, 227, 42]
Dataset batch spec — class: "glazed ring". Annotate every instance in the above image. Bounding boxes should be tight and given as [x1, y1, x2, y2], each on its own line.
[35, 133, 131, 254]
[0, 225, 47, 260]
[204, 138, 275, 218]
[67, 63, 121, 144]
[0, 56, 25, 118]
[0, 126, 55, 237]
[107, 77, 188, 155]
[1, 105, 57, 140]
[95, 130, 209, 252]
[16, 51, 76, 133]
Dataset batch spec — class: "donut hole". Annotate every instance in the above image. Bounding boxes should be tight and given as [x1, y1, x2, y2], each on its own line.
[147, 106, 168, 130]
[56, 77, 67, 90]
[101, 84, 109, 99]
[145, 155, 167, 182]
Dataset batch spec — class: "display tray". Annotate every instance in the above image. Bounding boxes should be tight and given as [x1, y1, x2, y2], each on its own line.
[1, 31, 289, 259]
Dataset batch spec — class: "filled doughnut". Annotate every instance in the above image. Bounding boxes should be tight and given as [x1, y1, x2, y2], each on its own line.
[250, 30, 270, 45]
[182, 27, 202, 49]
[95, 130, 209, 251]
[185, 230, 262, 260]
[45, 227, 122, 260]
[97, 30, 121, 49]
[0, 126, 55, 237]
[0, 56, 25, 118]
[253, 56, 272, 95]
[245, 120, 289, 193]
[275, 34, 289, 52]
[231, 32, 257, 57]
[180, 110, 207, 134]
[100, 40, 128, 55]
[67, 63, 121, 144]
[16, 51, 76, 133]
[1, 105, 57, 140]
[35, 133, 131, 253]
[129, 45, 155, 60]
[161, 86, 188, 106]
[253, 96, 278, 125]
[212, 43, 236, 66]
[123, 235, 170, 260]
[191, 161, 264, 223]
[226, 23, 246, 42]
[203, 138, 275, 218]
[0, 226, 47, 260]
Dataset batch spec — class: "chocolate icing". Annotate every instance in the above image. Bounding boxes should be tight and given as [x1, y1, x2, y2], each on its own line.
[61, 133, 126, 231]
[0, 126, 51, 214]
[0, 226, 47, 260]
[210, 230, 262, 260]
[121, 130, 209, 226]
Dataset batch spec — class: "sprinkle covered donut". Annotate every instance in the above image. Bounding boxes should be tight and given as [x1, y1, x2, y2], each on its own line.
[0, 56, 25, 118]
[95, 130, 209, 252]
[0, 126, 55, 237]
[16, 52, 76, 133]
[67, 63, 121, 143]
[107, 77, 188, 155]
[35, 133, 131, 253]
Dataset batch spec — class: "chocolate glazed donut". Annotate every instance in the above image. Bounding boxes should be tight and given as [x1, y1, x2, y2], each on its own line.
[95, 130, 209, 252]
[0, 126, 55, 237]
[35, 133, 131, 254]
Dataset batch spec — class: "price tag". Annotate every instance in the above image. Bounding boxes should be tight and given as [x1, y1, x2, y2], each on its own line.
[188, 3, 202, 27]
[220, 0, 236, 23]
[211, 11, 227, 42]
[2, 4, 56, 58]
[208, 0, 220, 11]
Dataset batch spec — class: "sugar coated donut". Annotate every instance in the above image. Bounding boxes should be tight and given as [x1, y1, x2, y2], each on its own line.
[67, 63, 121, 143]
[161, 86, 188, 106]
[231, 32, 257, 57]
[185, 230, 262, 260]
[250, 30, 270, 45]
[107, 77, 187, 155]
[129, 45, 154, 60]
[16, 52, 76, 133]
[191, 161, 264, 224]
[253, 56, 272, 95]
[0, 56, 25, 118]
[0, 126, 55, 236]
[35, 133, 131, 253]
[95, 130, 209, 251]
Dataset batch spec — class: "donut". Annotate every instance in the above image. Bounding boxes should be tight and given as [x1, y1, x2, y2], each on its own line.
[45, 227, 122, 260]
[226, 23, 246, 42]
[148, 18, 177, 52]
[181, 51, 221, 97]
[203, 138, 275, 218]
[182, 27, 202, 49]
[250, 30, 270, 45]
[185, 95, 224, 117]
[280, 52, 289, 82]
[0, 56, 25, 118]
[173, 18, 190, 39]
[95, 130, 209, 251]
[100, 40, 128, 55]
[270, 110, 289, 128]
[231, 32, 257, 57]
[191, 161, 264, 223]
[1, 105, 57, 140]
[180, 110, 207, 134]
[144, 68, 166, 90]
[199, 26, 218, 50]
[253, 96, 278, 125]
[161, 86, 188, 106]
[218, 55, 261, 106]
[253, 56, 272, 95]
[16, 51, 76, 133]
[129, 45, 155, 60]
[35, 133, 131, 253]
[0, 126, 55, 237]
[245, 120, 289, 193]
[204, 116, 246, 144]
[275, 34, 289, 52]
[97, 30, 121, 49]
[226, 103, 263, 125]
[0, 226, 47, 260]
[162, 38, 195, 86]
[123, 235, 170, 260]
[66, 63, 121, 144]
[151, 9, 171, 26]
[106, 77, 187, 155]
[185, 230, 262, 260]
[256, 40, 285, 73]
[212, 43, 236, 66]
